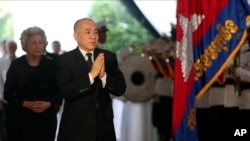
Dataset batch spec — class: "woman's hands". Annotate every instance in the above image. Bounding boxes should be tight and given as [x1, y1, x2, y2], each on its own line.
[23, 101, 51, 113]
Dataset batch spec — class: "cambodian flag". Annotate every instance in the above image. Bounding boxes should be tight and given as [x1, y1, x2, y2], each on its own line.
[172, 0, 250, 141]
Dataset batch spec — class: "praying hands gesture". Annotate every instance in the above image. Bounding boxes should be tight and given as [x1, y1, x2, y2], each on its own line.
[90, 53, 105, 79]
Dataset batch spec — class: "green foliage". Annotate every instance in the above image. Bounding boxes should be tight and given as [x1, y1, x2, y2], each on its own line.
[0, 1, 14, 42]
[88, 0, 154, 54]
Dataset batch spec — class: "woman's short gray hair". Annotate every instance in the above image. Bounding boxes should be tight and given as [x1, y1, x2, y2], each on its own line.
[20, 26, 48, 52]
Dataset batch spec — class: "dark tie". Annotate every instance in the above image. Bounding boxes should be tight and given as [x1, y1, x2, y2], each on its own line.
[86, 53, 92, 68]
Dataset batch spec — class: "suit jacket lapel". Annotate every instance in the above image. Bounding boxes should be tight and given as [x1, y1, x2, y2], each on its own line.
[73, 47, 90, 72]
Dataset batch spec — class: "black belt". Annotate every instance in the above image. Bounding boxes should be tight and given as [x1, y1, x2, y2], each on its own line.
[211, 78, 250, 90]
[241, 82, 250, 90]
[211, 78, 234, 87]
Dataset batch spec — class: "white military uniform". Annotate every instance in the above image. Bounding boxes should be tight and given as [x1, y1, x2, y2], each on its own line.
[196, 89, 210, 141]
[235, 49, 250, 110]
[235, 43, 250, 128]
[195, 53, 229, 140]
[209, 83, 227, 138]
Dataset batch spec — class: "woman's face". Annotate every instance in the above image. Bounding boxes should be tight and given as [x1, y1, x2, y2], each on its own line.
[26, 34, 45, 57]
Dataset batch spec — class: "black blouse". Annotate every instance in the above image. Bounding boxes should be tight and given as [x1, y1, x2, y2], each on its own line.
[3, 55, 58, 117]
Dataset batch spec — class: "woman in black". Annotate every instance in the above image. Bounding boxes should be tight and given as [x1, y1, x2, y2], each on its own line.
[3, 26, 58, 141]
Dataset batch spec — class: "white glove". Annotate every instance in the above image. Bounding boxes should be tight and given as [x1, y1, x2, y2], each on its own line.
[235, 67, 250, 82]
[235, 67, 244, 77]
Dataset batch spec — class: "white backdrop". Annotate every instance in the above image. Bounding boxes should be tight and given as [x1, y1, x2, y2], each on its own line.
[8, 1, 176, 57]
[10, 1, 93, 57]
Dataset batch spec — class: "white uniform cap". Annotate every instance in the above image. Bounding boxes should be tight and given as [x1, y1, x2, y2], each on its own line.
[96, 20, 107, 29]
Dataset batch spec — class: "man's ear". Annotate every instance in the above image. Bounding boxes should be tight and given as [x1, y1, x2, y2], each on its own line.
[73, 33, 78, 41]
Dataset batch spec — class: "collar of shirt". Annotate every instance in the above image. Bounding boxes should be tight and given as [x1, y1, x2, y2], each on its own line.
[78, 47, 94, 61]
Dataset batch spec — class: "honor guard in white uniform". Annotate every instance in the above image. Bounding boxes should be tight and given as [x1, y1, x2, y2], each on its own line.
[196, 89, 210, 141]
[96, 20, 108, 49]
[223, 60, 240, 138]
[152, 72, 173, 141]
[207, 74, 226, 140]
[235, 43, 250, 128]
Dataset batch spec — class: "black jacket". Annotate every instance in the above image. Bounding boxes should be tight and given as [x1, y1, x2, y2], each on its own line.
[4, 55, 58, 141]
[56, 47, 126, 141]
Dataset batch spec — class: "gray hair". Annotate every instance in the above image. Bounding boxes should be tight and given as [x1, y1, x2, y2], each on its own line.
[20, 26, 48, 51]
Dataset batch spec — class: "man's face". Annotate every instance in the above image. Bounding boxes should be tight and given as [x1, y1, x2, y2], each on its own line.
[74, 19, 99, 52]
[6, 41, 17, 55]
[52, 42, 60, 54]
[98, 30, 107, 44]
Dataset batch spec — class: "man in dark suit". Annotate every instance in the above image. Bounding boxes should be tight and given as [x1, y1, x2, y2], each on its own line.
[56, 18, 126, 141]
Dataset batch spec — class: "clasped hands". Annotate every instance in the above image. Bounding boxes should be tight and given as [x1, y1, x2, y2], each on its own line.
[89, 53, 105, 79]
[23, 100, 51, 113]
